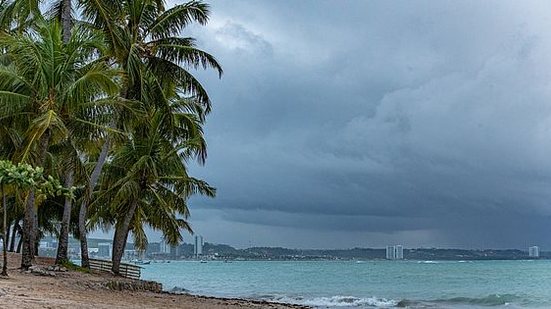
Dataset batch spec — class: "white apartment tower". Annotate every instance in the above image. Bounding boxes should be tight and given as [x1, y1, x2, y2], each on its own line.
[160, 239, 171, 254]
[194, 235, 203, 257]
[395, 245, 404, 259]
[386, 245, 404, 260]
[98, 243, 112, 258]
[386, 246, 396, 259]
[529, 246, 540, 258]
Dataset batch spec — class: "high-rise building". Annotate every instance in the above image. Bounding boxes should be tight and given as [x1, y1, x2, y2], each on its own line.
[386, 245, 404, 260]
[98, 243, 112, 258]
[160, 239, 171, 254]
[146, 242, 161, 256]
[386, 246, 396, 260]
[529, 246, 540, 258]
[170, 245, 180, 258]
[194, 235, 203, 257]
[395, 245, 404, 259]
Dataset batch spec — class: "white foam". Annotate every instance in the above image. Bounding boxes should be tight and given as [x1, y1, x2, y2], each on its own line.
[272, 295, 398, 307]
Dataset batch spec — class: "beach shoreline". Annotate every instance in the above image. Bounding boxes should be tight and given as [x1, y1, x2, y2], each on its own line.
[0, 253, 309, 309]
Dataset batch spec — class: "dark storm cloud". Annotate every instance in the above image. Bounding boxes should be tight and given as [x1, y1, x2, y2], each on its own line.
[168, 0, 551, 248]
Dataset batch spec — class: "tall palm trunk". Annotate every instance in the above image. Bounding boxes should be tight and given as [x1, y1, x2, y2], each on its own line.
[61, 0, 72, 43]
[111, 200, 138, 275]
[2, 185, 8, 276]
[79, 138, 110, 268]
[55, 169, 73, 264]
[21, 131, 50, 269]
[4, 224, 10, 256]
[21, 190, 36, 269]
[32, 205, 38, 255]
[54, 0, 75, 266]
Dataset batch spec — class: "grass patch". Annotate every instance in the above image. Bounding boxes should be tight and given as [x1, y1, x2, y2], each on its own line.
[61, 260, 90, 273]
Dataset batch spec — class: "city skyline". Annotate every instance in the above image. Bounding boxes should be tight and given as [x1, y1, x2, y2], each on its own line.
[32, 236, 548, 253]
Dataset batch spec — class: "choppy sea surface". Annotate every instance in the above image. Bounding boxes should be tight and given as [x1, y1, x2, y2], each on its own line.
[140, 259, 551, 308]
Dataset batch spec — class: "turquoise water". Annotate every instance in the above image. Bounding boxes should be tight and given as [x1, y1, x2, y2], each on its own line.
[140, 260, 551, 308]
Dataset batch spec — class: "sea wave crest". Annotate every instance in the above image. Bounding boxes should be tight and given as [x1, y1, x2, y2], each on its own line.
[272, 295, 399, 307]
[435, 293, 522, 306]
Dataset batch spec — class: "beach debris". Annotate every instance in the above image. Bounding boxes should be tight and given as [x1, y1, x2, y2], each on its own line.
[46, 265, 68, 272]
[105, 279, 162, 293]
[169, 286, 190, 294]
[27, 266, 56, 277]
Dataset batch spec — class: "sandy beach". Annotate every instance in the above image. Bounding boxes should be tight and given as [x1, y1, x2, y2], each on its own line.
[0, 253, 308, 309]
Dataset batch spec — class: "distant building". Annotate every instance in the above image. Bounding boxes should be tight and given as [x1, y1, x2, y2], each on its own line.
[124, 249, 138, 260]
[386, 245, 404, 260]
[194, 235, 203, 257]
[386, 246, 396, 259]
[529, 246, 540, 258]
[157, 239, 168, 254]
[395, 245, 404, 259]
[98, 243, 112, 258]
[170, 245, 180, 258]
[147, 242, 161, 256]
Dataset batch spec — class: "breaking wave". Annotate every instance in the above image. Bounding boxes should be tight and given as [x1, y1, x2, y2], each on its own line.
[434, 293, 524, 306]
[260, 293, 534, 308]
[268, 295, 399, 307]
[170, 288, 531, 308]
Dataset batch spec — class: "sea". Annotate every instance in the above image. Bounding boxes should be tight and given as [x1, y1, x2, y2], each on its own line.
[140, 259, 551, 308]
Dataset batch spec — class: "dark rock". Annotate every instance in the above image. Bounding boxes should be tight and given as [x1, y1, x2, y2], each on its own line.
[28, 266, 56, 277]
[169, 286, 189, 293]
[105, 279, 162, 293]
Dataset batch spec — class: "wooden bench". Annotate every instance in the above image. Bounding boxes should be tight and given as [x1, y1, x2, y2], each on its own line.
[89, 258, 141, 279]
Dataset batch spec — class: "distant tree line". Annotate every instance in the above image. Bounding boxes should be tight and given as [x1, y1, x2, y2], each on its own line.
[176, 244, 546, 261]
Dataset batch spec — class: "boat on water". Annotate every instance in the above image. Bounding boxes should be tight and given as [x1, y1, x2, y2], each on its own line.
[132, 259, 151, 265]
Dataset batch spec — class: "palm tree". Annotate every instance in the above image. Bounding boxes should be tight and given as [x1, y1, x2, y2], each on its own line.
[0, 0, 72, 38]
[0, 0, 92, 270]
[0, 20, 119, 268]
[0, 0, 221, 271]
[76, 0, 222, 269]
[90, 93, 215, 274]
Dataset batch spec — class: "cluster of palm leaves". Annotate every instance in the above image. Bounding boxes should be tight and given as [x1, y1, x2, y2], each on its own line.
[0, 0, 221, 274]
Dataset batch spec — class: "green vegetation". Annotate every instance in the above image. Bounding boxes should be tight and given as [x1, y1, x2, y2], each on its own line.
[0, 0, 220, 275]
[61, 260, 90, 273]
[0, 160, 71, 275]
[180, 244, 544, 261]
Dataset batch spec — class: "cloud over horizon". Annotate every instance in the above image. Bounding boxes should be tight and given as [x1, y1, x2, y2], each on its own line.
[158, 0, 551, 249]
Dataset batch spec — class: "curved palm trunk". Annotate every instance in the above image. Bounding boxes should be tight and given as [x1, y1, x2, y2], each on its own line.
[111, 200, 138, 275]
[77, 203, 89, 268]
[55, 169, 74, 264]
[79, 138, 110, 268]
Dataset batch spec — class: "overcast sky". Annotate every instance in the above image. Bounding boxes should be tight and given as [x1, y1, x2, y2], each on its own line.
[149, 0, 551, 249]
